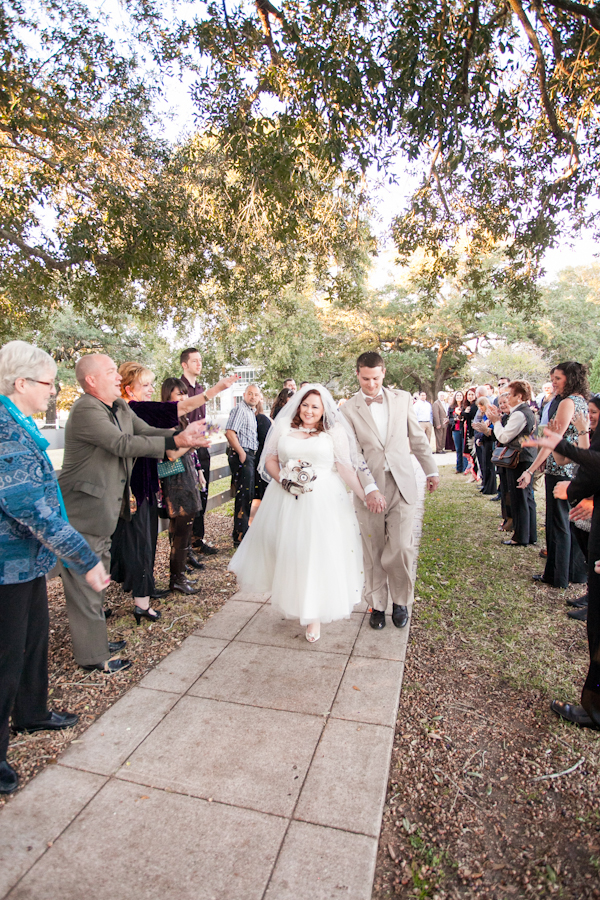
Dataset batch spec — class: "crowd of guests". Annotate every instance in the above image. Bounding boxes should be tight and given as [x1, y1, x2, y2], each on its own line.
[2, 347, 598, 796]
[0, 341, 235, 794]
[422, 365, 600, 732]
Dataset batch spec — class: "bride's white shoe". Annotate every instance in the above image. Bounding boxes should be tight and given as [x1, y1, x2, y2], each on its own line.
[306, 623, 321, 643]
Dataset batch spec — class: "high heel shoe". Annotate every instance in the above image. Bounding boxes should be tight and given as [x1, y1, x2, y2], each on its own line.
[133, 606, 162, 625]
[306, 623, 320, 643]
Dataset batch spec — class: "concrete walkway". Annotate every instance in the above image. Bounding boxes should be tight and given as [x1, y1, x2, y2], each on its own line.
[0, 462, 431, 900]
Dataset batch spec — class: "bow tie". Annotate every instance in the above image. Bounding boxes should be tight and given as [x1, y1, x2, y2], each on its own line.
[365, 395, 383, 405]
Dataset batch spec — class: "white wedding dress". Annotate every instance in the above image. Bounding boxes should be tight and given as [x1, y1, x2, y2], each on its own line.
[228, 430, 364, 624]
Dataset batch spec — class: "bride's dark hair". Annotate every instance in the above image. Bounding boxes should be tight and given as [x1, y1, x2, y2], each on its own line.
[291, 389, 326, 433]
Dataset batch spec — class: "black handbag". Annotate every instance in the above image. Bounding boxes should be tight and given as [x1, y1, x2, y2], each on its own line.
[492, 445, 520, 469]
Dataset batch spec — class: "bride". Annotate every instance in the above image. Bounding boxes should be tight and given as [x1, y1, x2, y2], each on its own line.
[228, 384, 366, 642]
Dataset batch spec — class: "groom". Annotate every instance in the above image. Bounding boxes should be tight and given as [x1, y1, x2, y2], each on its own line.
[342, 352, 439, 629]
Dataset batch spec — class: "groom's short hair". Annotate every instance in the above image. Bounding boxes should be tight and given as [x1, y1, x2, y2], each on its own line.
[357, 351, 384, 371]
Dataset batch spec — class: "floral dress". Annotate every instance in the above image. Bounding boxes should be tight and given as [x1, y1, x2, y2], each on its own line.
[545, 394, 588, 478]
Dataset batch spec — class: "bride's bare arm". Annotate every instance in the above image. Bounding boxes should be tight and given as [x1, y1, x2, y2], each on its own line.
[265, 455, 282, 482]
[336, 462, 366, 502]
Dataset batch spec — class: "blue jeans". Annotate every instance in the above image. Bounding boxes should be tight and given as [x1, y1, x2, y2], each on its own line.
[452, 430, 467, 472]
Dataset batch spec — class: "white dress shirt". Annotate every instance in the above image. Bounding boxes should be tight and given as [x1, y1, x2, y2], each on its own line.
[413, 399, 433, 423]
[361, 390, 389, 494]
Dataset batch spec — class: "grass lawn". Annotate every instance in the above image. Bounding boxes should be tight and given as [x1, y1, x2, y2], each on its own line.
[373, 469, 600, 900]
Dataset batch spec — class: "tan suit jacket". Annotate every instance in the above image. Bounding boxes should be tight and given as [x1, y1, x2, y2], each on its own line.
[59, 395, 175, 537]
[432, 399, 448, 429]
[342, 387, 438, 506]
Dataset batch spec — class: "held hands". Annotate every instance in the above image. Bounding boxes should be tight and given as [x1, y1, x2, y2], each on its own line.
[175, 421, 211, 449]
[85, 561, 110, 593]
[570, 497, 593, 522]
[366, 490, 387, 513]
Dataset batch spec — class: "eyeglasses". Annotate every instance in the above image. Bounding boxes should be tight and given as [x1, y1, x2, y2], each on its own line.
[26, 378, 54, 387]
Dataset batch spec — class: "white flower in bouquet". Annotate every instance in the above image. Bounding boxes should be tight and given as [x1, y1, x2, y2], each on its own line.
[279, 460, 317, 497]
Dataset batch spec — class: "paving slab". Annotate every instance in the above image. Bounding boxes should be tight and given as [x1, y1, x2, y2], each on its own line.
[9, 779, 287, 900]
[331, 655, 405, 727]
[116, 694, 325, 818]
[1, 455, 428, 900]
[0, 766, 106, 898]
[235, 601, 363, 655]
[230, 589, 271, 603]
[188, 641, 346, 715]
[294, 717, 395, 837]
[139, 635, 228, 694]
[192, 599, 262, 640]
[264, 820, 378, 900]
[352, 611, 411, 661]
[58, 685, 178, 776]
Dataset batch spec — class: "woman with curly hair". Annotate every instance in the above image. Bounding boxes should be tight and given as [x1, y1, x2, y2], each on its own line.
[518, 362, 589, 588]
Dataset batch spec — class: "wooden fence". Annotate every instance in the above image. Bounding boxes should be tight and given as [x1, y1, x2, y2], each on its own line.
[205, 439, 233, 512]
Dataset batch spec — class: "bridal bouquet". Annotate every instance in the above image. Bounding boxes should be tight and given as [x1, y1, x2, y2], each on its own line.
[280, 460, 317, 498]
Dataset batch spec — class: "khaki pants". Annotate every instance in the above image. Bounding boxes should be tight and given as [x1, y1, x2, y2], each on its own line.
[60, 532, 111, 667]
[355, 472, 416, 611]
[419, 421, 433, 445]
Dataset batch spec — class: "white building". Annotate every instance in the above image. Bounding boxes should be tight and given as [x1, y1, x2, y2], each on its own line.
[206, 365, 264, 428]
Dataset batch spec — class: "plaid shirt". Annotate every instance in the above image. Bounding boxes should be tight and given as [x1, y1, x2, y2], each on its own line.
[225, 401, 258, 451]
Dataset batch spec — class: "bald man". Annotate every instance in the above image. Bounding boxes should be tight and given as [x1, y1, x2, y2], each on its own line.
[59, 355, 209, 672]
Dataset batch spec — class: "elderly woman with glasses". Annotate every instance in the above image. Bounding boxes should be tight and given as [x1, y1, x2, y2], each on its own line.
[0, 341, 108, 794]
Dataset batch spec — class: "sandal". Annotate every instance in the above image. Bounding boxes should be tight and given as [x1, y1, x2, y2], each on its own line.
[306, 624, 321, 643]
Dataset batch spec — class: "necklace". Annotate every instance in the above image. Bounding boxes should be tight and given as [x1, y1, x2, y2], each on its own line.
[298, 426, 317, 433]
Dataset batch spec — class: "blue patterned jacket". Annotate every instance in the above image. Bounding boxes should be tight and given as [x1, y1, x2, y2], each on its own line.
[0, 407, 99, 584]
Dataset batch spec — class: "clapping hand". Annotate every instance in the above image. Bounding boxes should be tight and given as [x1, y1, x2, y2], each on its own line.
[176, 421, 211, 449]
[486, 404, 501, 423]
[522, 426, 563, 451]
[215, 373, 239, 393]
[573, 410, 589, 435]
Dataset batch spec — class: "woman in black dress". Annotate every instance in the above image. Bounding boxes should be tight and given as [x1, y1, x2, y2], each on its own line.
[524, 426, 600, 730]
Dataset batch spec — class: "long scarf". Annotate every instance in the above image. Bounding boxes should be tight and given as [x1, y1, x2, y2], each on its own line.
[0, 394, 69, 522]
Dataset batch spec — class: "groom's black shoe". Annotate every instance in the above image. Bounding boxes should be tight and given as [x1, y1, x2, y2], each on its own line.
[369, 609, 386, 630]
[392, 604, 409, 628]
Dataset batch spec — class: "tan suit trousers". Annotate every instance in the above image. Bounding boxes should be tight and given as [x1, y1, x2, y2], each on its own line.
[60, 532, 111, 666]
[355, 472, 415, 611]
